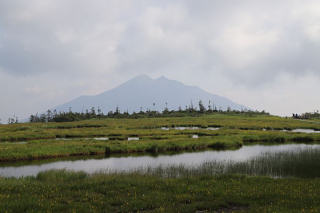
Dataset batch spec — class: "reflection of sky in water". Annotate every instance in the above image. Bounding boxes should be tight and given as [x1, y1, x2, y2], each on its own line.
[291, 129, 320, 133]
[1, 144, 320, 178]
[128, 137, 139, 141]
[161, 127, 220, 131]
[281, 129, 320, 133]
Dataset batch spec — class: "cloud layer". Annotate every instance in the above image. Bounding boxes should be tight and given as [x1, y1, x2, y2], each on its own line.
[1, 0, 320, 121]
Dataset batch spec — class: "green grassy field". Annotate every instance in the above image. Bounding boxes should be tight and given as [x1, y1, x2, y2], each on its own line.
[0, 170, 320, 212]
[1, 113, 320, 161]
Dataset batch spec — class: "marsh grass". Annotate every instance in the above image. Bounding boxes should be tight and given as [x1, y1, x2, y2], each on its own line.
[124, 148, 320, 178]
[1, 114, 320, 211]
[1, 114, 320, 161]
[1, 169, 320, 212]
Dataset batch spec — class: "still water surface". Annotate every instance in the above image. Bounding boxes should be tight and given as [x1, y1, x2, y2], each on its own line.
[289, 129, 320, 133]
[1, 144, 320, 178]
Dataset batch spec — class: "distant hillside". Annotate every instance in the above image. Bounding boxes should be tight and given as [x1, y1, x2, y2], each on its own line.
[54, 75, 248, 113]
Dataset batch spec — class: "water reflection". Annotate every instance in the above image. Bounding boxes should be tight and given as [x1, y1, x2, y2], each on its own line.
[56, 137, 110, 141]
[1, 144, 320, 178]
[161, 127, 220, 131]
[291, 129, 320, 133]
[128, 137, 139, 141]
[94, 137, 109, 141]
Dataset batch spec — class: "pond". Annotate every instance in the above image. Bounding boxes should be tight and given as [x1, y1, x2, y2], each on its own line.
[128, 137, 139, 141]
[161, 127, 220, 131]
[192, 134, 199, 139]
[287, 129, 320, 133]
[1, 143, 320, 178]
[55, 137, 110, 141]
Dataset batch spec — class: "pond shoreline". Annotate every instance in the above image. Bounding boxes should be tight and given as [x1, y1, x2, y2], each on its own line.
[2, 143, 320, 178]
[0, 139, 243, 163]
[1, 138, 320, 163]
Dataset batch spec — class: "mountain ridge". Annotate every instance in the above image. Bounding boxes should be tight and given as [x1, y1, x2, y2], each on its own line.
[54, 75, 248, 113]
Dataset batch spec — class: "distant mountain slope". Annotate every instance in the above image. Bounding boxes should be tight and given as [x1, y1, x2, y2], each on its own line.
[54, 75, 248, 113]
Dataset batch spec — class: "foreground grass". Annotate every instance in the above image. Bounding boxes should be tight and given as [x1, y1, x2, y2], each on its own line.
[0, 170, 320, 212]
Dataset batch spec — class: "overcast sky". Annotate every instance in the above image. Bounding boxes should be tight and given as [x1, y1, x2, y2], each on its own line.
[1, 0, 320, 122]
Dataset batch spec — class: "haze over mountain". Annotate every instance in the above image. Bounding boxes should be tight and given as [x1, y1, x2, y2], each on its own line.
[54, 75, 247, 113]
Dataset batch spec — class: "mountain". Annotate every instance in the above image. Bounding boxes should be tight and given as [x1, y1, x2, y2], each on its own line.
[54, 75, 248, 113]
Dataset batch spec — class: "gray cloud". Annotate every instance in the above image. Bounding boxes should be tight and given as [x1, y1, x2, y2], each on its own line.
[0, 0, 320, 122]
[0, 0, 127, 76]
[113, 0, 320, 86]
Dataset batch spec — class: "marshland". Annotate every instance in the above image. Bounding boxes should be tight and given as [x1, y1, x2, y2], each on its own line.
[1, 113, 320, 212]
[3, 1, 320, 212]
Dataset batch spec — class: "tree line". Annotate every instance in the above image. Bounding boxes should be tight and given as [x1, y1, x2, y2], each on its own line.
[27, 100, 269, 123]
[292, 111, 320, 120]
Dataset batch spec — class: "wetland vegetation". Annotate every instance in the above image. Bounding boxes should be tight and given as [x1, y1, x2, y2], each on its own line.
[1, 113, 320, 212]
[1, 144, 320, 178]
[2, 170, 320, 212]
[1, 113, 320, 162]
